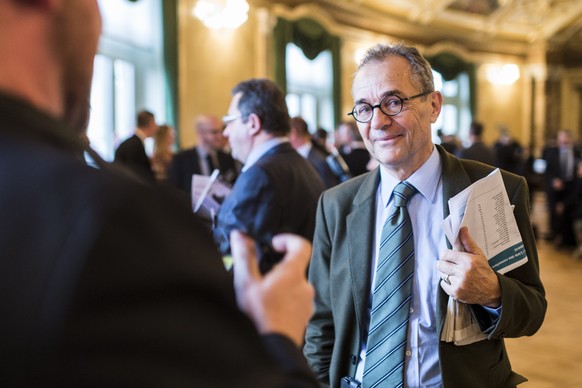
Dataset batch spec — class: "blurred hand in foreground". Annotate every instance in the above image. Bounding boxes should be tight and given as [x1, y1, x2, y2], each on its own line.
[230, 230, 314, 345]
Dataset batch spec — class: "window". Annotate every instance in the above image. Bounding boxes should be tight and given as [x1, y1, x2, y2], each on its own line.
[285, 43, 334, 134]
[88, 0, 165, 161]
[432, 70, 472, 144]
[88, 56, 136, 161]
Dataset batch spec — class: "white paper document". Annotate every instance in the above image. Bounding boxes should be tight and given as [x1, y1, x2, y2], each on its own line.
[191, 170, 232, 222]
[443, 168, 528, 273]
[441, 168, 528, 345]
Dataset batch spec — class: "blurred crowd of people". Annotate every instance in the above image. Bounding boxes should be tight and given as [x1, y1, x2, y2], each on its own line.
[113, 111, 376, 194]
[437, 123, 582, 258]
[112, 107, 582, 261]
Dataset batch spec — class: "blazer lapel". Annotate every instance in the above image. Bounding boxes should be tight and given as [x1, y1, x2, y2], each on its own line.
[436, 145, 474, 332]
[438, 145, 472, 222]
[347, 169, 380, 334]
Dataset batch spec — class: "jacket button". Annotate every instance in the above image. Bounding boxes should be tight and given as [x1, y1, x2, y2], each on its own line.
[350, 354, 357, 364]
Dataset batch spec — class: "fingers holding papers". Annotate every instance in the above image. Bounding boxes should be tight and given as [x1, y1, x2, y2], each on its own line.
[437, 227, 501, 308]
[231, 230, 315, 346]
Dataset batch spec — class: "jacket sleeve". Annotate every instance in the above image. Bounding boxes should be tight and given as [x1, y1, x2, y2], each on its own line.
[214, 167, 280, 254]
[484, 174, 547, 339]
[304, 193, 335, 385]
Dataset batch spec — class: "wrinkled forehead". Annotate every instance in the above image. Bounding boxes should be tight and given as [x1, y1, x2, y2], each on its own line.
[352, 57, 416, 101]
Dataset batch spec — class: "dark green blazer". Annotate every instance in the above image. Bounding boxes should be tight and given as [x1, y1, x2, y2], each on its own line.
[304, 145, 546, 388]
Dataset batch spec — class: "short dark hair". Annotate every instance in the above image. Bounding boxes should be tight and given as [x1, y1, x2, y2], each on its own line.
[137, 110, 155, 129]
[358, 43, 434, 94]
[232, 79, 290, 136]
[290, 116, 309, 137]
[314, 127, 328, 141]
[340, 120, 362, 142]
[470, 121, 484, 137]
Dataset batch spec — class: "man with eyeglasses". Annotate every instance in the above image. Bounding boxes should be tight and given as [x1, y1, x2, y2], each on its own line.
[167, 114, 239, 194]
[304, 43, 546, 387]
[213, 78, 325, 274]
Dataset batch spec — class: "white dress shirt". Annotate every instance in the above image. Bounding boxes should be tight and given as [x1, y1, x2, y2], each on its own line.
[241, 137, 289, 172]
[356, 146, 446, 387]
[296, 141, 312, 159]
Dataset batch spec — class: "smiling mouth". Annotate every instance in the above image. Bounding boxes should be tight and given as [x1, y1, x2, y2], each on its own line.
[374, 133, 402, 143]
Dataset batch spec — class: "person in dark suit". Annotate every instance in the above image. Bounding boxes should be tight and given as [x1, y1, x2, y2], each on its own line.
[214, 79, 325, 274]
[437, 128, 460, 155]
[561, 161, 582, 257]
[543, 129, 581, 245]
[114, 110, 158, 181]
[457, 121, 495, 166]
[493, 126, 524, 175]
[290, 116, 340, 189]
[167, 114, 239, 194]
[304, 43, 546, 387]
[335, 120, 371, 176]
[0, 1, 319, 386]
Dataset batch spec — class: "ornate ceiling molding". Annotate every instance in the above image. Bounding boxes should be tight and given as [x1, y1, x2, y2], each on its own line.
[250, 0, 582, 60]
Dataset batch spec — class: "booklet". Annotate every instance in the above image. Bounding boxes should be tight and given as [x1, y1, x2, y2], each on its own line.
[443, 168, 528, 274]
[440, 168, 528, 345]
[191, 169, 232, 224]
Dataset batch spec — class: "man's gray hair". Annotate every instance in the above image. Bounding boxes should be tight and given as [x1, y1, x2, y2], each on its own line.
[358, 43, 435, 93]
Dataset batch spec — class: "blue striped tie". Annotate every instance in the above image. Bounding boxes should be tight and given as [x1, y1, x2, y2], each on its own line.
[363, 181, 417, 388]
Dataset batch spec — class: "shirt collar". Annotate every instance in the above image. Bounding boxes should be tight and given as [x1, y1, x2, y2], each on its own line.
[379, 145, 442, 207]
[242, 137, 288, 172]
[196, 145, 214, 159]
[296, 141, 312, 158]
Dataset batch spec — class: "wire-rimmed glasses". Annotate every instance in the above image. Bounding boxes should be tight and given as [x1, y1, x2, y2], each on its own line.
[222, 113, 242, 125]
[348, 91, 432, 123]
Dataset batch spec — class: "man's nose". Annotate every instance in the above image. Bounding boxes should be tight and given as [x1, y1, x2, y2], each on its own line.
[369, 107, 394, 130]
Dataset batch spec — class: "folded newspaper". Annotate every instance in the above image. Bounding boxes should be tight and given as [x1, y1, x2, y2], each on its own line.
[441, 168, 528, 345]
[191, 169, 232, 224]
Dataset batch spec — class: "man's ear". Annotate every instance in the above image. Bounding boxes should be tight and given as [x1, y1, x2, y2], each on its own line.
[430, 91, 443, 124]
[247, 113, 262, 136]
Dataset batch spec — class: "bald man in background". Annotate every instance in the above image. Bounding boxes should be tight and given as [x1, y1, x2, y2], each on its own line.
[167, 114, 239, 194]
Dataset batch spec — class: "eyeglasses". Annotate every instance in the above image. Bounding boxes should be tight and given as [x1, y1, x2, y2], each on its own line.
[222, 113, 241, 125]
[347, 91, 433, 123]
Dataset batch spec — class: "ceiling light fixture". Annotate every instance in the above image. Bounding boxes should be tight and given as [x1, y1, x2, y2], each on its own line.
[486, 64, 520, 85]
[192, 0, 250, 30]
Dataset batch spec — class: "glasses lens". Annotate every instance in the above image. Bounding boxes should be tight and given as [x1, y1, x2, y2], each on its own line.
[380, 95, 403, 116]
[353, 103, 373, 123]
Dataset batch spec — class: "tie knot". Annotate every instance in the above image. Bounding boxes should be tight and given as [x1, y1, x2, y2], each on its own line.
[393, 181, 417, 207]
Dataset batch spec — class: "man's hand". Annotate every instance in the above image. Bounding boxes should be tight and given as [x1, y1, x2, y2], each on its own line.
[436, 227, 501, 308]
[230, 230, 315, 346]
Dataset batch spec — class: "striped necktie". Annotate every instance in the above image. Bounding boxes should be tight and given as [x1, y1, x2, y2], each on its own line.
[363, 181, 418, 388]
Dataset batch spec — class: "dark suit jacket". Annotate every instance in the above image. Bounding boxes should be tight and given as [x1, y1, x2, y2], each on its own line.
[543, 145, 581, 185]
[214, 142, 325, 273]
[304, 145, 546, 388]
[167, 146, 239, 194]
[307, 147, 339, 189]
[0, 93, 318, 388]
[114, 134, 154, 181]
[339, 146, 370, 177]
[458, 141, 495, 166]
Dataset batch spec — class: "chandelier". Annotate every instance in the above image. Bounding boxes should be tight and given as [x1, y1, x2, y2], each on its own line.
[193, 0, 250, 30]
